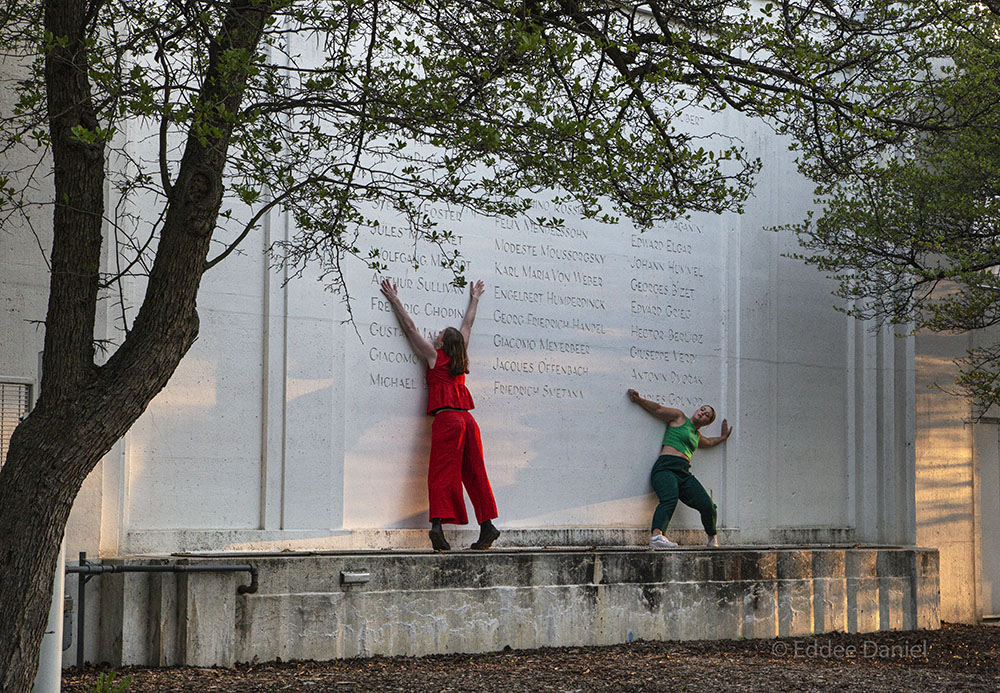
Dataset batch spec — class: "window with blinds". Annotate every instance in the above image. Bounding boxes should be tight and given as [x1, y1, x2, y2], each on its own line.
[0, 382, 32, 467]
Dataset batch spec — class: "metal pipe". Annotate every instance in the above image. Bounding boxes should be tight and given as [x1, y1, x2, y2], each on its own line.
[76, 552, 86, 670]
[66, 557, 258, 592]
[66, 553, 258, 668]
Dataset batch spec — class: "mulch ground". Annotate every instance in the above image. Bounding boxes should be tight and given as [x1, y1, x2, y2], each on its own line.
[63, 623, 1000, 692]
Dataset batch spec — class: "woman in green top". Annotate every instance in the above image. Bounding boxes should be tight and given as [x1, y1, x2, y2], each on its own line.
[626, 389, 732, 549]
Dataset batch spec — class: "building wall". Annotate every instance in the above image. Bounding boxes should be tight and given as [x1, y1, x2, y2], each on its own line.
[0, 115, 918, 558]
[0, 51, 49, 403]
[3, 39, 920, 555]
[37, 97, 911, 558]
[913, 327, 1000, 625]
[1, 43, 938, 669]
[974, 421, 999, 619]
[914, 333, 980, 623]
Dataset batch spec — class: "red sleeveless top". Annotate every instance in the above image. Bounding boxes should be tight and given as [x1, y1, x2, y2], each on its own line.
[426, 349, 475, 414]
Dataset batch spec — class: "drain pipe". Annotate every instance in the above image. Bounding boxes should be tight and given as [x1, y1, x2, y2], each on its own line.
[66, 552, 258, 669]
[32, 539, 65, 693]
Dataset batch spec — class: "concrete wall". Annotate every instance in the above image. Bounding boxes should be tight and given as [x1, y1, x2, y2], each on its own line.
[1, 30, 932, 668]
[914, 333, 976, 623]
[69, 99, 916, 558]
[0, 22, 917, 562]
[914, 330, 1000, 624]
[95, 548, 939, 666]
[1, 104, 917, 556]
[0, 48, 49, 403]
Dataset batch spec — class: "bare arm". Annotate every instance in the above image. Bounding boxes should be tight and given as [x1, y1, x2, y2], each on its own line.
[459, 280, 484, 345]
[380, 279, 437, 367]
[626, 389, 685, 424]
[698, 420, 733, 448]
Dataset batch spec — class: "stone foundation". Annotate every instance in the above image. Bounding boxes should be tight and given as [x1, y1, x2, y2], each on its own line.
[97, 546, 939, 666]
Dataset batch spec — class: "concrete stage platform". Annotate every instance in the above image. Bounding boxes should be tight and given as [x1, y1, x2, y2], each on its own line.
[96, 545, 939, 667]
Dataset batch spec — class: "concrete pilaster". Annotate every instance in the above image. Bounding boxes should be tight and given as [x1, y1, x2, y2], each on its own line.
[777, 550, 813, 636]
[846, 549, 880, 633]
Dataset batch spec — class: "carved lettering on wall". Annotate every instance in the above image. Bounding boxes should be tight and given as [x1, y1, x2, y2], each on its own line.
[355, 203, 722, 405]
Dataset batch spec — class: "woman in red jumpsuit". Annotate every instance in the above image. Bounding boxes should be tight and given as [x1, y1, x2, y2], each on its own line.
[380, 278, 500, 551]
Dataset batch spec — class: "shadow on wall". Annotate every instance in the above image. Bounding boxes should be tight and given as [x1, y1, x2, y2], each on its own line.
[914, 335, 977, 623]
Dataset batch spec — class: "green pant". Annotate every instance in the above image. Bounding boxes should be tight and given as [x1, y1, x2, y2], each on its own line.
[650, 455, 717, 535]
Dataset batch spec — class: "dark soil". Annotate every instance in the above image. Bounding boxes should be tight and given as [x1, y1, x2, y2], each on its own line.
[63, 623, 1000, 692]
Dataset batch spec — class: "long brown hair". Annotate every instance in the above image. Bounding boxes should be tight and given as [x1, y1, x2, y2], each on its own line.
[441, 327, 469, 376]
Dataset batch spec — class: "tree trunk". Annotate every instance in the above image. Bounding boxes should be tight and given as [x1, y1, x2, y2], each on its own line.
[0, 409, 108, 691]
[0, 1, 274, 688]
[0, 484, 72, 693]
[0, 338, 203, 690]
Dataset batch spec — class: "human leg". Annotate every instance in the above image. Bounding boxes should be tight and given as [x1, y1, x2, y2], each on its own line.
[677, 473, 718, 539]
[457, 412, 500, 549]
[650, 467, 680, 534]
[459, 412, 498, 524]
[428, 411, 468, 526]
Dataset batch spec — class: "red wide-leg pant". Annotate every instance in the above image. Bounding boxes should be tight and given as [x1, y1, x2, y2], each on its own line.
[428, 409, 498, 525]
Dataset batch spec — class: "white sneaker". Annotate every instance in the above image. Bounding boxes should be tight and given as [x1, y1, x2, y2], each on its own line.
[649, 535, 678, 550]
[706, 535, 719, 548]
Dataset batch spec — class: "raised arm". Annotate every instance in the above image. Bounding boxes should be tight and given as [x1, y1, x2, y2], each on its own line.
[698, 420, 733, 448]
[459, 280, 485, 345]
[626, 389, 685, 424]
[380, 279, 437, 367]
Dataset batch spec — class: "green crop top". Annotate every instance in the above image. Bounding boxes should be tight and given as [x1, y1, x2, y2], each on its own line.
[661, 418, 699, 458]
